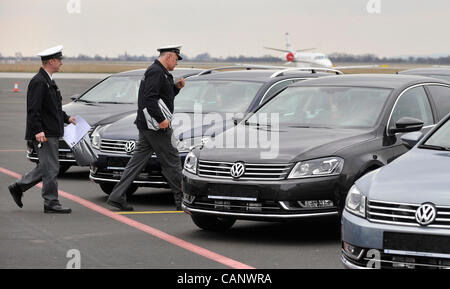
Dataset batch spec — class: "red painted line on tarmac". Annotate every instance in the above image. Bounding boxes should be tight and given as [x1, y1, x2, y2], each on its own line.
[0, 166, 254, 269]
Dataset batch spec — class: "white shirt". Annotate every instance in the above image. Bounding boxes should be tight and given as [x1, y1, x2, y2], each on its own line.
[43, 68, 53, 81]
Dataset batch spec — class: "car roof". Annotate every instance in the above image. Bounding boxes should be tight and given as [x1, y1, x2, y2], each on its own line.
[111, 67, 342, 82]
[113, 68, 203, 77]
[188, 69, 337, 82]
[398, 67, 450, 76]
[290, 74, 446, 89]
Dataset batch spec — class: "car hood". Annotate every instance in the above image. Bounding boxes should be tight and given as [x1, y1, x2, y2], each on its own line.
[358, 148, 450, 206]
[98, 112, 235, 141]
[63, 101, 137, 126]
[198, 124, 373, 163]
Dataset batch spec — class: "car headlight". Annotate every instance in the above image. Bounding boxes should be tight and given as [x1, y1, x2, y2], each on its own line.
[91, 126, 101, 149]
[183, 151, 198, 174]
[177, 136, 210, 152]
[345, 185, 366, 218]
[288, 157, 344, 179]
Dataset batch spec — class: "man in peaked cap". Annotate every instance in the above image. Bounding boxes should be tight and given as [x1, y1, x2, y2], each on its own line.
[8, 45, 76, 213]
[106, 45, 186, 211]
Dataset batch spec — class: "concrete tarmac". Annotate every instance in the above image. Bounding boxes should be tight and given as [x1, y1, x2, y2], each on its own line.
[0, 74, 342, 269]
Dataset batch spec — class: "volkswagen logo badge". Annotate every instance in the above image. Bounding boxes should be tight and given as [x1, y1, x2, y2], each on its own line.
[415, 203, 437, 226]
[230, 162, 245, 179]
[124, 140, 136, 154]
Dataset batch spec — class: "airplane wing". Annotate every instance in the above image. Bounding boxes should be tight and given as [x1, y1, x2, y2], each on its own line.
[295, 48, 316, 52]
[263, 47, 290, 53]
[264, 47, 316, 53]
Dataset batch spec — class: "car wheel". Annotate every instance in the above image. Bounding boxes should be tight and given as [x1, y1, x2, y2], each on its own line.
[58, 165, 71, 176]
[99, 183, 138, 197]
[191, 214, 236, 231]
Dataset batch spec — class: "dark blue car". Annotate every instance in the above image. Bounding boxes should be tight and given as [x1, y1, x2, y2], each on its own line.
[342, 112, 450, 269]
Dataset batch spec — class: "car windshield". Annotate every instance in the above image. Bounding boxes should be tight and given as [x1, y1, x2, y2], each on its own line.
[423, 118, 450, 148]
[248, 86, 392, 128]
[79, 76, 141, 103]
[174, 80, 263, 113]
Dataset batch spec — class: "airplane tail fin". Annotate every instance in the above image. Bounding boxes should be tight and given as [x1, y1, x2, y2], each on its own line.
[285, 32, 292, 51]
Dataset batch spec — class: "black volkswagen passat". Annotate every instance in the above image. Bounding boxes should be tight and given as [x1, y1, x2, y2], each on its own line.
[89, 66, 343, 196]
[26, 68, 201, 174]
[182, 74, 450, 231]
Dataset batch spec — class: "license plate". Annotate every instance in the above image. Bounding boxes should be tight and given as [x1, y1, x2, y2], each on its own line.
[384, 232, 450, 255]
[108, 157, 130, 167]
[208, 184, 259, 199]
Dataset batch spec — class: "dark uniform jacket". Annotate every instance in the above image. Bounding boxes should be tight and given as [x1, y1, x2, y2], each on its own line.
[135, 60, 180, 130]
[25, 67, 70, 140]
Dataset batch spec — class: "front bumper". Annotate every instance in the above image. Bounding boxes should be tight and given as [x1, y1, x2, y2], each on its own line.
[182, 170, 341, 221]
[341, 210, 450, 269]
[89, 149, 187, 187]
[26, 139, 78, 165]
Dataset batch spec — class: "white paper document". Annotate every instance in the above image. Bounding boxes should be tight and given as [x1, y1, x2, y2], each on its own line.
[63, 116, 91, 148]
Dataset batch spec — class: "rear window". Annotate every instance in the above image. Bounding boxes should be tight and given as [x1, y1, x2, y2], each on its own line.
[174, 80, 263, 113]
[79, 76, 141, 103]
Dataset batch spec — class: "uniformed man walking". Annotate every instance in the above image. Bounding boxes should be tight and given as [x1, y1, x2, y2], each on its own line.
[8, 45, 76, 213]
[106, 45, 186, 211]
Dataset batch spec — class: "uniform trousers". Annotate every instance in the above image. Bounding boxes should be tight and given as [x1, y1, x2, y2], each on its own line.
[16, 137, 60, 206]
[107, 128, 183, 207]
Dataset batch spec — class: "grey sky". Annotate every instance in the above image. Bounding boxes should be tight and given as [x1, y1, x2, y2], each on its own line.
[1, 0, 449, 58]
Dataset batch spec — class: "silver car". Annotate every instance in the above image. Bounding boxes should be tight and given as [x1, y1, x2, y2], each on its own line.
[341, 112, 450, 269]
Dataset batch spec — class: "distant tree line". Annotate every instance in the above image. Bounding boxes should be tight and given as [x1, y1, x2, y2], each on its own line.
[328, 53, 450, 64]
[1, 51, 449, 64]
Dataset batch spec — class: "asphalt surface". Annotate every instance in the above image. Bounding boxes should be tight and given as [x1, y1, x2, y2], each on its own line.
[0, 75, 343, 269]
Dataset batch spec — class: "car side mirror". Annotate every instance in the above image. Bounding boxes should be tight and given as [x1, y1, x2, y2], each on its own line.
[388, 117, 424, 134]
[70, 94, 81, 101]
[400, 131, 424, 149]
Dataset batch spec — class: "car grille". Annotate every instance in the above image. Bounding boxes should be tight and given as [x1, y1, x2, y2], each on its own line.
[191, 196, 283, 214]
[198, 160, 293, 180]
[367, 200, 450, 229]
[91, 168, 168, 186]
[100, 139, 135, 154]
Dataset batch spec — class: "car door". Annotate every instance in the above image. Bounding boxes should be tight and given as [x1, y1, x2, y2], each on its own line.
[387, 85, 436, 157]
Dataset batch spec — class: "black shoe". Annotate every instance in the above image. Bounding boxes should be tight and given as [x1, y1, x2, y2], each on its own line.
[44, 204, 72, 214]
[106, 200, 134, 211]
[8, 183, 23, 208]
[176, 204, 182, 211]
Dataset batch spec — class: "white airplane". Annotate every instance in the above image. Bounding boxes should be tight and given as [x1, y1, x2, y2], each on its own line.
[264, 33, 333, 68]
[264, 33, 378, 69]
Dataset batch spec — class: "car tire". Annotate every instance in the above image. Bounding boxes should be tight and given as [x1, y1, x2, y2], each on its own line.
[58, 165, 71, 176]
[99, 183, 138, 197]
[191, 214, 236, 231]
